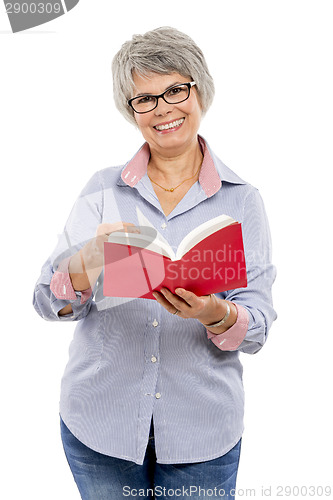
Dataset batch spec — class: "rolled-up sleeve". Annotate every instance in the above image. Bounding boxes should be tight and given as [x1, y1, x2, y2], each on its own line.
[33, 171, 102, 322]
[33, 260, 93, 321]
[50, 256, 92, 305]
[211, 187, 277, 354]
[207, 303, 249, 350]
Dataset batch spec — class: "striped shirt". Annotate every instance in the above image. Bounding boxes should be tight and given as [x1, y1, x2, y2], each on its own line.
[33, 135, 277, 465]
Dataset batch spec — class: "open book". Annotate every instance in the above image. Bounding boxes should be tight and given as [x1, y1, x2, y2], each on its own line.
[103, 209, 247, 299]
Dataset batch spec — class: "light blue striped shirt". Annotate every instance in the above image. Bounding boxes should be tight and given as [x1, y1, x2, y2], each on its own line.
[33, 136, 276, 465]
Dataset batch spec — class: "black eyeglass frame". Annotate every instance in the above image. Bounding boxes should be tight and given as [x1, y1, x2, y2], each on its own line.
[128, 81, 196, 114]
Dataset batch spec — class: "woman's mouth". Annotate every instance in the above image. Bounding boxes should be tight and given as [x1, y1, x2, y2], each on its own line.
[153, 117, 185, 132]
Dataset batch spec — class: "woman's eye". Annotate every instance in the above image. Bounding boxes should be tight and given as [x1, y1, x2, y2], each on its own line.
[168, 87, 182, 96]
[137, 96, 154, 104]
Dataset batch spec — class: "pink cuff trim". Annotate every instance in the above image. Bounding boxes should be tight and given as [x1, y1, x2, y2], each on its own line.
[50, 256, 92, 305]
[207, 303, 249, 351]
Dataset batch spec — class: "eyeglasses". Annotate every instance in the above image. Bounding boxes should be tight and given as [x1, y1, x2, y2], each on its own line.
[128, 81, 196, 114]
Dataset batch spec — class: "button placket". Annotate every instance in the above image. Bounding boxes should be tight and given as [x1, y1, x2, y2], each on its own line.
[140, 308, 161, 399]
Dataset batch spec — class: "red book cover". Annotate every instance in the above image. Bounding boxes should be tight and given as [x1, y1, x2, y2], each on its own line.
[103, 219, 247, 299]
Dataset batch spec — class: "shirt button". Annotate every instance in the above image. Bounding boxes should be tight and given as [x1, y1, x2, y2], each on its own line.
[161, 222, 167, 229]
[155, 392, 161, 399]
[151, 355, 157, 363]
[152, 319, 159, 327]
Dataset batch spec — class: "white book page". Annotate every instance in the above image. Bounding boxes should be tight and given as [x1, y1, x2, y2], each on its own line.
[107, 206, 180, 259]
[176, 214, 235, 260]
[107, 230, 175, 260]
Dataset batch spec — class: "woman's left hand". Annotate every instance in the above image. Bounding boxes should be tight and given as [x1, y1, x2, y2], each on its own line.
[152, 287, 228, 327]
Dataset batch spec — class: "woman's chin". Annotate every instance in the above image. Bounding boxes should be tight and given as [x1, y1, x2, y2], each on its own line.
[150, 128, 198, 153]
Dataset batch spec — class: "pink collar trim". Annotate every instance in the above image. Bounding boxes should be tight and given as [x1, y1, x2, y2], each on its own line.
[121, 136, 221, 197]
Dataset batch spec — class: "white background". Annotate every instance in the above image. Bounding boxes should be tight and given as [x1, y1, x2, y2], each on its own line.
[1, 1, 332, 498]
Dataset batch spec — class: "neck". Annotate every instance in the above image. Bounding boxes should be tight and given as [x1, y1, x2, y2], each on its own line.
[148, 137, 203, 185]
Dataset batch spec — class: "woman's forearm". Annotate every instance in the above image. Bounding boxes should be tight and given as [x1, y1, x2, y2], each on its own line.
[68, 251, 102, 291]
[58, 252, 102, 317]
[202, 299, 238, 334]
[58, 304, 73, 316]
[56, 223, 139, 317]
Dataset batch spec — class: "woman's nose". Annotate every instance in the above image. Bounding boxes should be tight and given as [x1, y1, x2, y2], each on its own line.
[154, 97, 174, 116]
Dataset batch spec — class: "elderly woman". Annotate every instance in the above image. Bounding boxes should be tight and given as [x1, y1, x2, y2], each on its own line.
[33, 27, 276, 499]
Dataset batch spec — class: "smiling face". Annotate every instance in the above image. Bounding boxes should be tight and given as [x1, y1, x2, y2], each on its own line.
[131, 72, 202, 158]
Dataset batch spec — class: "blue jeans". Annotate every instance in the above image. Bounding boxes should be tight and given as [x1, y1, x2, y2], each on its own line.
[60, 417, 241, 499]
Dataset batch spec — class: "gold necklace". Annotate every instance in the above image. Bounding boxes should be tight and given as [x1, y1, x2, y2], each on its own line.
[148, 164, 201, 192]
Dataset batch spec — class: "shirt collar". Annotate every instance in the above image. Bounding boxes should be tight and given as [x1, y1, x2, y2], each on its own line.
[117, 135, 246, 197]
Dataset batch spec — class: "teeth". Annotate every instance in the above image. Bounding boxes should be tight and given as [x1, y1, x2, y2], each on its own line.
[155, 118, 184, 131]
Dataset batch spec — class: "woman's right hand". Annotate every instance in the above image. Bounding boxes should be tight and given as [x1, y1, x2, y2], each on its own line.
[69, 222, 140, 291]
[86, 222, 140, 270]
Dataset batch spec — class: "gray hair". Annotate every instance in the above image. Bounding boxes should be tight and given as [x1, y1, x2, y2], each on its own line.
[112, 27, 215, 126]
